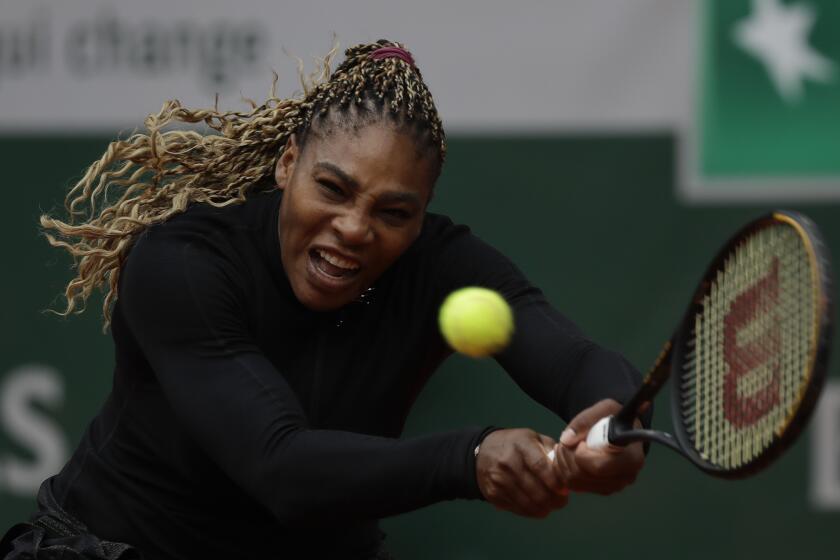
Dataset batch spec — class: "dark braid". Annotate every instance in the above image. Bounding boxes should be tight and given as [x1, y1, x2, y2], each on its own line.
[297, 40, 445, 173]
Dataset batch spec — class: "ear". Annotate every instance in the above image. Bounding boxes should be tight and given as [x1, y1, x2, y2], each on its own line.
[274, 134, 300, 190]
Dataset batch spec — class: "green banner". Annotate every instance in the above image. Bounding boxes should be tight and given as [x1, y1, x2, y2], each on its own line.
[688, 0, 840, 200]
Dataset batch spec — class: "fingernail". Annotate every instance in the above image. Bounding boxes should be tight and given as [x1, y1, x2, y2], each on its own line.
[560, 428, 576, 446]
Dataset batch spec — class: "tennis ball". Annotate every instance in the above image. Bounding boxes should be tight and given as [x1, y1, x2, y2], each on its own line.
[438, 287, 514, 358]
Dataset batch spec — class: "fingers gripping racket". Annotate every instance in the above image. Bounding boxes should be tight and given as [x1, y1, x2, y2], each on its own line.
[553, 211, 833, 478]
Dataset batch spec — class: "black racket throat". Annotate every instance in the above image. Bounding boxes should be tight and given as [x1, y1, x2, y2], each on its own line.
[608, 418, 681, 454]
[609, 341, 672, 438]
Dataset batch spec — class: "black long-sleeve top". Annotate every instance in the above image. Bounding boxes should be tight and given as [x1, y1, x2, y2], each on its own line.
[45, 188, 643, 559]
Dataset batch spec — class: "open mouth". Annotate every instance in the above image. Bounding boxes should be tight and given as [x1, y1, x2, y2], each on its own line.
[309, 248, 361, 282]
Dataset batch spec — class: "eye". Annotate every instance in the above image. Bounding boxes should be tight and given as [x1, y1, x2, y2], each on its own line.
[381, 208, 412, 223]
[317, 180, 345, 199]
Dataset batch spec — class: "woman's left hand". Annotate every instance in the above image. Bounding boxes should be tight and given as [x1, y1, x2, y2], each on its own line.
[551, 399, 645, 496]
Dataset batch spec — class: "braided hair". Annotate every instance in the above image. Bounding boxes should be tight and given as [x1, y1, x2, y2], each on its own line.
[40, 40, 446, 330]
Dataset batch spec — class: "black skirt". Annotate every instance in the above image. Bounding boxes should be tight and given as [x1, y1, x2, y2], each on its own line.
[0, 482, 141, 560]
[2, 482, 399, 560]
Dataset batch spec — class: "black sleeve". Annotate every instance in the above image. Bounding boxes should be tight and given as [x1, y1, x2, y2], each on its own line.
[118, 232, 490, 525]
[432, 225, 647, 423]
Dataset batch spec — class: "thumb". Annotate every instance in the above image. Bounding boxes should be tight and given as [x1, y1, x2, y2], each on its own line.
[560, 399, 622, 447]
[559, 427, 582, 447]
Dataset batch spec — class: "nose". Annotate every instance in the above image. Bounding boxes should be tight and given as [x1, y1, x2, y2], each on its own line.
[332, 207, 373, 246]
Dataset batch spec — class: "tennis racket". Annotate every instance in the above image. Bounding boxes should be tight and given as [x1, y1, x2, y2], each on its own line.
[551, 211, 833, 478]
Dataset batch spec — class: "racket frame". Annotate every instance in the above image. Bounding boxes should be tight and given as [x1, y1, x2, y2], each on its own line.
[605, 211, 833, 478]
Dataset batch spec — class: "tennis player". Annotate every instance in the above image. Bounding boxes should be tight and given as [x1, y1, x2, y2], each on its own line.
[1, 40, 647, 559]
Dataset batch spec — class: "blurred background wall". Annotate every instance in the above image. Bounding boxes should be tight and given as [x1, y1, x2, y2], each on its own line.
[1, 1, 838, 558]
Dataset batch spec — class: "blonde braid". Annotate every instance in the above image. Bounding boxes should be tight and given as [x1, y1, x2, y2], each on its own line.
[42, 39, 446, 330]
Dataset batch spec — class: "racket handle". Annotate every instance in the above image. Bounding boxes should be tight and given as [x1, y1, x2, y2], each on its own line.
[545, 416, 620, 462]
[585, 416, 615, 449]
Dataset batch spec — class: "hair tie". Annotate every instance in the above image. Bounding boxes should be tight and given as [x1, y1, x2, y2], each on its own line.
[370, 46, 415, 67]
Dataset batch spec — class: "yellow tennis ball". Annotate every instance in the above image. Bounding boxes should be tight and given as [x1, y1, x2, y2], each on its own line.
[438, 287, 514, 358]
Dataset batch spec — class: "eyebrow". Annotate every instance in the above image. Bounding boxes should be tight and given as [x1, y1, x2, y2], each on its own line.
[313, 161, 423, 207]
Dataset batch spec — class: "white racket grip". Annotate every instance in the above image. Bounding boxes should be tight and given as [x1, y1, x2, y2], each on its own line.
[546, 416, 616, 462]
[586, 416, 614, 449]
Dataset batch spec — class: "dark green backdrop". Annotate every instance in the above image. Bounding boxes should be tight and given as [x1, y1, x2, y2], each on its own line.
[1, 134, 837, 558]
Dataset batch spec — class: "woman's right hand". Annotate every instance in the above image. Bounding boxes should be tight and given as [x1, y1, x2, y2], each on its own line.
[475, 428, 571, 518]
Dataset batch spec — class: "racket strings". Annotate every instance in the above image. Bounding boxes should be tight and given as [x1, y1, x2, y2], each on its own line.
[680, 223, 815, 470]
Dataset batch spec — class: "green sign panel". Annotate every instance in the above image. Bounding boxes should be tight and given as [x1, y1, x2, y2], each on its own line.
[685, 0, 840, 200]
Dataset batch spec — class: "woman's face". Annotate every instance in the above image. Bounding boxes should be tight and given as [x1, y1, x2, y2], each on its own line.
[274, 123, 436, 311]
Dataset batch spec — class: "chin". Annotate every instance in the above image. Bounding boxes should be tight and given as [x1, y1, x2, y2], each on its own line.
[301, 296, 346, 311]
[294, 284, 357, 312]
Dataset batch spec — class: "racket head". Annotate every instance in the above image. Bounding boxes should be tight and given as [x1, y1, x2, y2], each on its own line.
[669, 211, 833, 478]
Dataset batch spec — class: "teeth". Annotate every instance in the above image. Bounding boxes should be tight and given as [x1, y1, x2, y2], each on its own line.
[317, 249, 360, 271]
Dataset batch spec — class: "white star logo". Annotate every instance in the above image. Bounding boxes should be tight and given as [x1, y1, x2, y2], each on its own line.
[733, 0, 836, 104]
